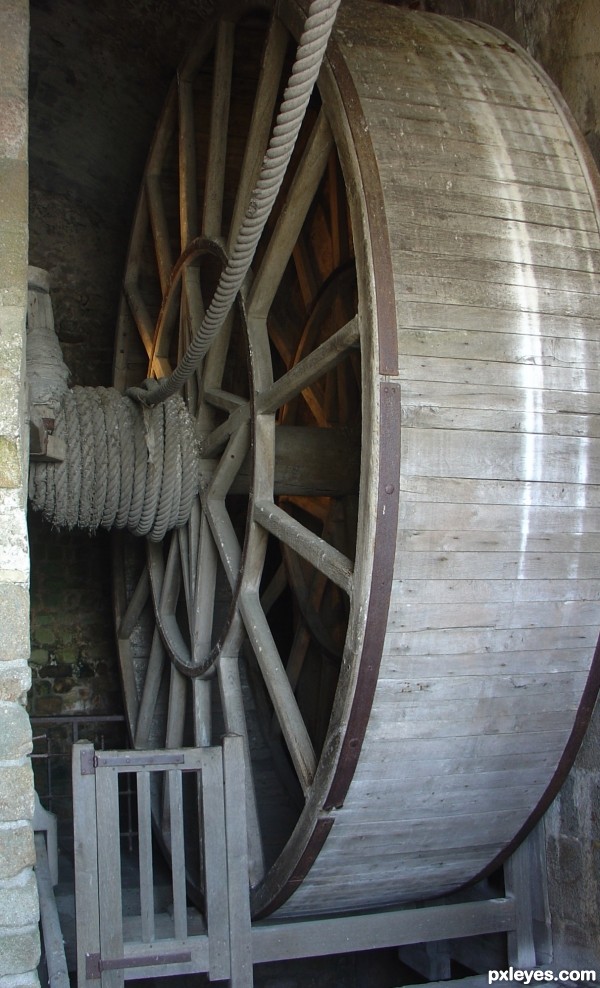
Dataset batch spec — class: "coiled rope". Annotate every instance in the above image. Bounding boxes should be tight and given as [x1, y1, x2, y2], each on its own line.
[130, 0, 341, 407]
[28, 386, 200, 542]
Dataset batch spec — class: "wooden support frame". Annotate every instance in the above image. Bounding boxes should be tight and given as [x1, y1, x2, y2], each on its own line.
[72, 739, 549, 988]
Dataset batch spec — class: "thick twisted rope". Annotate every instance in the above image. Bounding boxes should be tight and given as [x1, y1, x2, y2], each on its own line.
[131, 0, 341, 407]
[29, 387, 200, 541]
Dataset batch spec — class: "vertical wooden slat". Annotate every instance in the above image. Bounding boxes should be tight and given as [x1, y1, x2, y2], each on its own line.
[136, 770, 155, 943]
[222, 735, 253, 988]
[73, 742, 100, 988]
[168, 769, 188, 941]
[95, 766, 125, 988]
[201, 747, 230, 981]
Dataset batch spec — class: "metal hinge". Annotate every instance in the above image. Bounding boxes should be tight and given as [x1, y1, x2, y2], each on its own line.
[86, 950, 192, 980]
[80, 749, 96, 776]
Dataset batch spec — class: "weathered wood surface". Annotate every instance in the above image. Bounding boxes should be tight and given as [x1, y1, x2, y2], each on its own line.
[113, 0, 600, 921]
[271, 3, 600, 917]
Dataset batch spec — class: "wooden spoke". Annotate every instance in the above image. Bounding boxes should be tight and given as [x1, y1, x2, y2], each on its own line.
[254, 499, 354, 596]
[257, 316, 359, 415]
[282, 546, 342, 660]
[203, 388, 246, 413]
[182, 266, 206, 346]
[124, 282, 168, 372]
[203, 20, 235, 239]
[146, 174, 174, 295]
[117, 566, 150, 640]
[228, 16, 288, 251]
[201, 400, 251, 458]
[260, 561, 287, 615]
[204, 499, 242, 589]
[148, 538, 193, 669]
[178, 78, 198, 247]
[165, 667, 187, 751]
[248, 110, 334, 319]
[207, 421, 250, 499]
[150, 278, 182, 379]
[239, 591, 317, 792]
[200, 309, 236, 405]
[191, 513, 219, 664]
[134, 628, 167, 748]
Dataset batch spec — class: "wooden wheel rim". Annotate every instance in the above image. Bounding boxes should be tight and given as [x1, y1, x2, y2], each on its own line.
[113, 0, 600, 918]
[113, 0, 397, 914]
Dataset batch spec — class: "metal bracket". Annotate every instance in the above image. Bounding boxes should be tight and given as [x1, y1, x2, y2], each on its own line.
[79, 748, 96, 776]
[29, 405, 66, 462]
[86, 951, 192, 980]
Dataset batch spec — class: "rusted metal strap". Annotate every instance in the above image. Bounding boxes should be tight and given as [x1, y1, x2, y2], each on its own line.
[85, 950, 192, 979]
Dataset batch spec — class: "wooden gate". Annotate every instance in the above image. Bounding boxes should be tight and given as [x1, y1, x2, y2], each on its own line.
[72, 734, 548, 988]
[73, 735, 252, 988]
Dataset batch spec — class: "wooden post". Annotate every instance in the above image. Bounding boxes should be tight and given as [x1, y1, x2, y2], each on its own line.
[95, 764, 126, 988]
[201, 746, 230, 981]
[505, 837, 537, 969]
[223, 734, 253, 988]
[73, 742, 101, 988]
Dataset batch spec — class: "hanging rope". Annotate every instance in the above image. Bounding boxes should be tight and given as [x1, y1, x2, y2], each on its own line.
[129, 0, 341, 407]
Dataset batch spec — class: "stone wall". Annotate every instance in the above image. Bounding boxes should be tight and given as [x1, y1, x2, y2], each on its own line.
[0, 1, 39, 986]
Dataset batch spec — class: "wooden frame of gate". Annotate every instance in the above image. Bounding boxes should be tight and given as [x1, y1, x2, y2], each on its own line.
[73, 737, 545, 988]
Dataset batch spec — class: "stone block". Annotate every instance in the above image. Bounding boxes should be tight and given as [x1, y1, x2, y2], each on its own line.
[0, 663, 30, 704]
[0, 225, 27, 309]
[0, 586, 29, 663]
[0, 825, 34, 880]
[0, 94, 27, 162]
[557, 833, 584, 885]
[0, 508, 29, 591]
[0, 873, 38, 928]
[0, 973, 40, 988]
[0, 763, 34, 823]
[0, 0, 29, 96]
[0, 439, 20, 490]
[0, 162, 27, 234]
[0, 706, 31, 760]
[0, 928, 40, 977]
[0, 306, 26, 348]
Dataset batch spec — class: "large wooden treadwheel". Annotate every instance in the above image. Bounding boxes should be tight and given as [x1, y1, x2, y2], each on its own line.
[114, 0, 600, 918]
